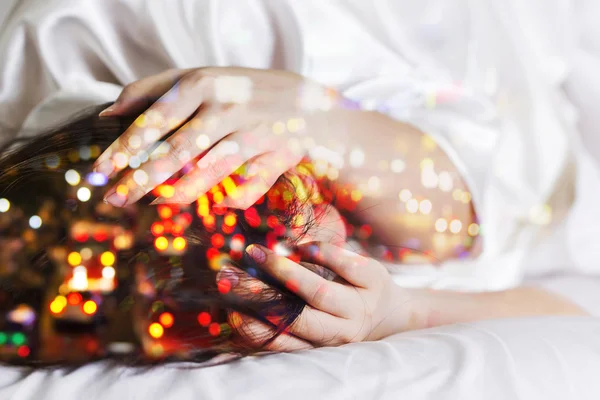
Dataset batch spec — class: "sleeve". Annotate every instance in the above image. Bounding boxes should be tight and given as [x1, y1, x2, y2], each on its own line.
[287, 0, 581, 291]
[0, 0, 275, 140]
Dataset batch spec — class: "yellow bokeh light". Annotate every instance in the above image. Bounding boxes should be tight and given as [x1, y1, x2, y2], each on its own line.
[54, 295, 67, 309]
[116, 185, 129, 196]
[67, 252, 82, 266]
[50, 300, 64, 314]
[351, 190, 363, 202]
[468, 223, 480, 236]
[159, 185, 175, 199]
[100, 251, 115, 267]
[213, 192, 224, 204]
[134, 114, 148, 128]
[155, 236, 169, 251]
[50, 295, 67, 314]
[222, 177, 237, 196]
[173, 237, 187, 251]
[83, 300, 97, 315]
[224, 214, 237, 227]
[148, 322, 164, 339]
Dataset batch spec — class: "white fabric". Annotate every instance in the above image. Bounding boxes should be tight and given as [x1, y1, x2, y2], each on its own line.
[1, 316, 600, 400]
[1, 0, 600, 295]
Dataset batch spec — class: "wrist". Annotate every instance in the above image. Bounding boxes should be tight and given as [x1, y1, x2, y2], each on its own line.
[370, 284, 431, 340]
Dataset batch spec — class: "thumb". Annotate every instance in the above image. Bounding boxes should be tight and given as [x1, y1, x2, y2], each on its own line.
[99, 68, 195, 117]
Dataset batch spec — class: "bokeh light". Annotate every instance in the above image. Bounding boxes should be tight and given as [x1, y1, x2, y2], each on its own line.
[29, 215, 42, 229]
[67, 252, 82, 266]
[148, 323, 164, 339]
[172, 237, 187, 251]
[155, 236, 168, 251]
[158, 312, 174, 328]
[77, 187, 92, 202]
[0, 198, 10, 212]
[83, 300, 97, 315]
[100, 251, 115, 266]
[102, 266, 116, 280]
[65, 169, 81, 186]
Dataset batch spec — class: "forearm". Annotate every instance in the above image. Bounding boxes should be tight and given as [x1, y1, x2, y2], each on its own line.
[315, 109, 478, 261]
[388, 286, 589, 335]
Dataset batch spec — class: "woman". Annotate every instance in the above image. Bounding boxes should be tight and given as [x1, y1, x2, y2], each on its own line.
[0, 0, 595, 359]
[0, 104, 358, 364]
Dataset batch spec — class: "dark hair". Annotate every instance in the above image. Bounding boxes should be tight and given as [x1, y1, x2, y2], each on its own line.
[0, 104, 357, 368]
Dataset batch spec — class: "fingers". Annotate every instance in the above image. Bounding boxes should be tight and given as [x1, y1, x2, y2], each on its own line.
[245, 244, 353, 318]
[94, 71, 217, 178]
[99, 68, 195, 117]
[216, 265, 273, 301]
[217, 266, 314, 351]
[298, 242, 376, 288]
[229, 312, 313, 352]
[216, 258, 352, 346]
[151, 127, 265, 205]
[103, 105, 244, 206]
[220, 151, 297, 210]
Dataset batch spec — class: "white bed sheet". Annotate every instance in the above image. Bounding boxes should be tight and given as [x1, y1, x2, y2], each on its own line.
[1, 316, 599, 400]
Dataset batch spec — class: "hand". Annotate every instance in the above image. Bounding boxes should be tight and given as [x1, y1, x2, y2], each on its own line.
[217, 242, 412, 351]
[94, 67, 342, 208]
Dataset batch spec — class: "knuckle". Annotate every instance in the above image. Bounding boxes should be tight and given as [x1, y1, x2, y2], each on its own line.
[168, 135, 194, 163]
[309, 281, 331, 308]
[121, 82, 142, 97]
[118, 138, 136, 157]
[206, 157, 230, 181]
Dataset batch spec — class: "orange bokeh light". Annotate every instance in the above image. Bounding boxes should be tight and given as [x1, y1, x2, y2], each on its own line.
[158, 206, 173, 219]
[67, 293, 82, 306]
[159, 312, 174, 328]
[151, 222, 164, 236]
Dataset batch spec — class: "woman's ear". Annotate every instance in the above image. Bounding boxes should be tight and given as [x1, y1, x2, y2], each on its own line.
[296, 203, 347, 247]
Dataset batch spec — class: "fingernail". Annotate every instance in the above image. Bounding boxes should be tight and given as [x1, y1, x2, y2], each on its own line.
[104, 191, 127, 207]
[246, 244, 266, 264]
[98, 106, 115, 117]
[94, 159, 115, 177]
[216, 267, 239, 287]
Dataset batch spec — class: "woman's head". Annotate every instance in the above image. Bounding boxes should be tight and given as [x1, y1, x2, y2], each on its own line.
[0, 104, 351, 366]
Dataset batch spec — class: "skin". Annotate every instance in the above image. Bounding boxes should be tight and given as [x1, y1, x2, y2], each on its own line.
[96, 67, 589, 351]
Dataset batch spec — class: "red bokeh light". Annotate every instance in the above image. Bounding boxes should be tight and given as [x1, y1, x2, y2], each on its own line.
[244, 208, 261, 228]
[67, 293, 82, 306]
[211, 234, 225, 249]
[217, 278, 231, 294]
[197, 312, 211, 326]
[93, 230, 108, 242]
[206, 248, 220, 260]
[17, 346, 30, 358]
[74, 232, 89, 242]
[208, 323, 221, 336]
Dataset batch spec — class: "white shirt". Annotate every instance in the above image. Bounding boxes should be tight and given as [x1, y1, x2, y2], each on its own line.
[1, 0, 600, 307]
